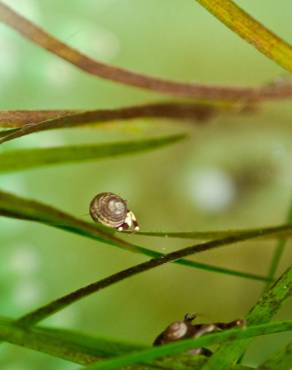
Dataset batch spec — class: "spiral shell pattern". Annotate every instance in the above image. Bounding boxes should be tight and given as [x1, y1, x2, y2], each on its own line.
[89, 192, 128, 228]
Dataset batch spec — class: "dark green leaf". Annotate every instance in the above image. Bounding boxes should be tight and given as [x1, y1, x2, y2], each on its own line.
[80, 320, 292, 370]
[266, 199, 292, 285]
[0, 317, 249, 370]
[201, 264, 292, 370]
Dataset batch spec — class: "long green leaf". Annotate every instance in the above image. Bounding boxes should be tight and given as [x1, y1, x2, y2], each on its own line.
[80, 320, 292, 370]
[16, 221, 292, 328]
[0, 190, 273, 282]
[196, 0, 292, 72]
[0, 317, 119, 366]
[0, 317, 251, 370]
[0, 317, 173, 369]
[201, 264, 292, 370]
[0, 134, 186, 173]
[266, 199, 292, 285]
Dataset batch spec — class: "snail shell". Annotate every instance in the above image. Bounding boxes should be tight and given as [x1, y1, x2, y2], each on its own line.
[89, 192, 139, 232]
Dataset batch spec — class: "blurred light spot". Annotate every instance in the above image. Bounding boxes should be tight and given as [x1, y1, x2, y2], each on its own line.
[0, 218, 27, 236]
[85, 0, 120, 14]
[43, 20, 120, 86]
[61, 19, 120, 62]
[0, 174, 27, 195]
[13, 279, 43, 308]
[36, 131, 66, 148]
[271, 142, 287, 160]
[46, 306, 78, 327]
[190, 168, 236, 213]
[0, 37, 19, 82]
[2, 0, 41, 22]
[4, 132, 65, 149]
[45, 59, 74, 88]
[8, 245, 40, 275]
[91, 27, 120, 61]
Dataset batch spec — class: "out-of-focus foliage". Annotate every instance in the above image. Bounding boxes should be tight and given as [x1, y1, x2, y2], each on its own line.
[1, 1, 292, 369]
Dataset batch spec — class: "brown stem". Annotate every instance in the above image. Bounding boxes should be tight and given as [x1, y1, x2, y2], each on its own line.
[0, 2, 292, 102]
[0, 102, 222, 128]
[0, 101, 240, 144]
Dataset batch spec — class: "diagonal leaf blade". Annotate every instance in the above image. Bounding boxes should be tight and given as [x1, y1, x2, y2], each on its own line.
[0, 134, 186, 173]
[265, 199, 292, 285]
[0, 190, 266, 281]
[79, 321, 292, 370]
[196, 0, 292, 72]
[201, 263, 292, 370]
[0, 317, 250, 370]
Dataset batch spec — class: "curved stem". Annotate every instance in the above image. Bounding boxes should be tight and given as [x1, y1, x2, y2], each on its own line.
[0, 2, 292, 102]
[0, 102, 223, 143]
[0, 102, 229, 128]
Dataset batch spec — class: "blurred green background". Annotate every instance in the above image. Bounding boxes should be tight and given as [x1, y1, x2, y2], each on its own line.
[1, 0, 292, 368]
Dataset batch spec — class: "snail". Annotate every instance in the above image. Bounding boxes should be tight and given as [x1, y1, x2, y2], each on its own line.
[89, 192, 139, 232]
[153, 313, 245, 357]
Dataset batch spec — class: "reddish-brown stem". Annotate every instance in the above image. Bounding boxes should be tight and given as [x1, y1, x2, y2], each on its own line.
[0, 2, 292, 102]
[0, 102, 222, 128]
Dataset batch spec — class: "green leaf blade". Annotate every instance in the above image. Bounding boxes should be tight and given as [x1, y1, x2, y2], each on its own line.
[0, 134, 186, 173]
[201, 264, 292, 370]
[259, 341, 292, 370]
[80, 321, 292, 370]
[0, 190, 267, 284]
[196, 0, 292, 72]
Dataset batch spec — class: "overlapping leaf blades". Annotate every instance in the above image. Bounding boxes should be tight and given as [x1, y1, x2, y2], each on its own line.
[0, 190, 274, 282]
[1, 0, 292, 369]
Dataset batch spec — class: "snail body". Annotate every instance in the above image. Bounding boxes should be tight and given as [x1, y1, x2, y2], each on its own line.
[89, 192, 139, 232]
[153, 313, 245, 357]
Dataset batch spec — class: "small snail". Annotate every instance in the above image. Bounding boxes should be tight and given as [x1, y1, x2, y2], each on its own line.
[89, 192, 139, 232]
[153, 313, 245, 357]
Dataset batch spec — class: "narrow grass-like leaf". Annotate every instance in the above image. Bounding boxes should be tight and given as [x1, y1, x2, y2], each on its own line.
[259, 341, 292, 370]
[79, 321, 292, 370]
[138, 229, 292, 240]
[1, 2, 292, 102]
[0, 317, 159, 369]
[16, 222, 292, 328]
[196, 0, 292, 72]
[0, 317, 121, 365]
[201, 264, 292, 370]
[266, 200, 292, 285]
[0, 190, 273, 282]
[0, 134, 186, 173]
[0, 317, 251, 370]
